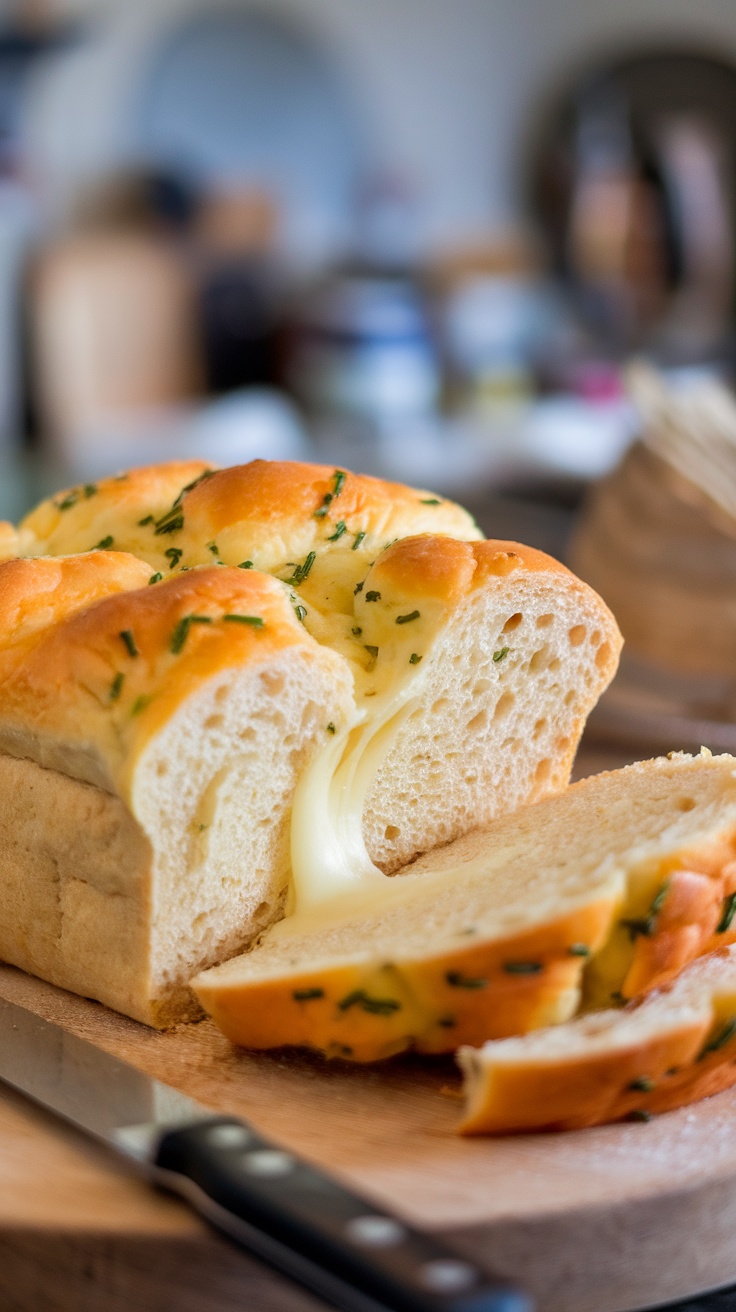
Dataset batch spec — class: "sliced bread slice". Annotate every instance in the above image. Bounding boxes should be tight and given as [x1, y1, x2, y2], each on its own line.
[193, 753, 736, 1061]
[457, 944, 736, 1133]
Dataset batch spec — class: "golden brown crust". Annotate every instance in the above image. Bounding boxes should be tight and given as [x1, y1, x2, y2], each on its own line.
[0, 562, 328, 797]
[0, 552, 151, 652]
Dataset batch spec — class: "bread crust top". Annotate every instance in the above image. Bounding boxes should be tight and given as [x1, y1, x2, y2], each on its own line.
[0, 556, 347, 798]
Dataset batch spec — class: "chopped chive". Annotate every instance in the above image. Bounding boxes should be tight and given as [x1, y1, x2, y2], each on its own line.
[717, 892, 736, 933]
[198, 823, 208, 832]
[286, 551, 316, 587]
[109, 672, 124, 702]
[364, 645, 379, 661]
[222, 614, 264, 628]
[170, 617, 191, 654]
[396, 610, 420, 625]
[138, 515, 154, 527]
[445, 971, 487, 990]
[131, 693, 151, 716]
[502, 961, 543, 975]
[698, 1016, 736, 1060]
[626, 1109, 653, 1123]
[568, 944, 590, 957]
[354, 581, 364, 595]
[493, 646, 510, 663]
[326, 722, 336, 734]
[83, 483, 97, 498]
[294, 604, 307, 623]
[365, 591, 382, 603]
[620, 881, 670, 941]
[628, 1076, 656, 1092]
[314, 506, 329, 519]
[333, 470, 346, 497]
[293, 987, 324, 1002]
[172, 468, 214, 507]
[164, 547, 182, 569]
[57, 491, 78, 511]
[148, 572, 163, 585]
[93, 536, 114, 551]
[351, 626, 362, 636]
[337, 990, 401, 1015]
[154, 512, 184, 536]
[238, 561, 253, 570]
[207, 541, 219, 556]
[119, 630, 138, 658]
[327, 520, 347, 542]
[352, 531, 366, 550]
[420, 498, 441, 505]
[409, 653, 422, 665]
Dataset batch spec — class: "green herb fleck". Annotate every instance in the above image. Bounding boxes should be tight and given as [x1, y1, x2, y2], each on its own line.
[327, 520, 347, 542]
[493, 646, 510, 663]
[222, 614, 264, 628]
[131, 694, 151, 716]
[148, 573, 163, 585]
[238, 561, 254, 569]
[568, 944, 590, 957]
[333, 470, 346, 497]
[164, 547, 182, 569]
[698, 1017, 736, 1060]
[153, 509, 184, 536]
[286, 551, 316, 587]
[420, 498, 441, 505]
[138, 514, 154, 527]
[717, 892, 736, 934]
[628, 1076, 656, 1092]
[198, 824, 208, 832]
[502, 961, 543, 975]
[396, 610, 420, 625]
[294, 604, 307, 623]
[93, 536, 114, 551]
[171, 617, 192, 654]
[119, 630, 138, 658]
[445, 971, 487, 990]
[57, 491, 78, 511]
[626, 1109, 653, 1123]
[109, 672, 124, 702]
[326, 723, 336, 734]
[364, 645, 379, 661]
[354, 581, 364, 595]
[83, 483, 97, 498]
[352, 531, 366, 550]
[620, 881, 670, 941]
[365, 590, 382, 603]
[207, 541, 219, 557]
[338, 990, 401, 1016]
[293, 987, 325, 1002]
[409, 652, 422, 665]
[351, 626, 362, 636]
[172, 468, 214, 507]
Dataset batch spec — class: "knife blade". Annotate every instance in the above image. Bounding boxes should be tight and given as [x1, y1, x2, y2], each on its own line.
[0, 995, 530, 1312]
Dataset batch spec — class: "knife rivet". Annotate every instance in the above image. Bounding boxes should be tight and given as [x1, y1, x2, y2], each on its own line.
[419, 1260, 477, 1292]
[243, 1149, 294, 1177]
[206, 1124, 251, 1150]
[345, 1216, 406, 1247]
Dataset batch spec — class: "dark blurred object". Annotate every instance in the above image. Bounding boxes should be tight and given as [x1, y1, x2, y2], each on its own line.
[571, 366, 736, 753]
[531, 50, 736, 364]
[74, 169, 198, 237]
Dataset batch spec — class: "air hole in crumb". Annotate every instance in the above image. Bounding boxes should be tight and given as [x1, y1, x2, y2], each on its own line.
[384, 824, 401, 841]
[503, 612, 523, 633]
[535, 758, 552, 784]
[591, 630, 602, 645]
[677, 797, 696, 812]
[548, 657, 561, 673]
[533, 717, 547, 739]
[260, 672, 285, 695]
[473, 679, 491, 696]
[564, 690, 577, 706]
[239, 727, 257, 743]
[467, 709, 489, 734]
[155, 760, 168, 777]
[529, 647, 548, 673]
[214, 683, 229, 705]
[595, 642, 612, 669]
[536, 614, 554, 629]
[494, 691, 515, 720]
[204, 713, 224, 731]
[569, 625, 586, 646]
[557, 736, 571, 752]
[432, 697, 449, 713]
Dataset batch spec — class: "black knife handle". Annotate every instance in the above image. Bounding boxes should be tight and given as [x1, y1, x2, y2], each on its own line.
[154, 1116, 530, 1312]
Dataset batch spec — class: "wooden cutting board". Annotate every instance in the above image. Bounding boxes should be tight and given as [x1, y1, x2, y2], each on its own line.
[2, 964, 736, 1312]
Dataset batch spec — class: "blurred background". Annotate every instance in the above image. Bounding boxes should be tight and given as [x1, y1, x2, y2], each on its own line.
[6, 0, 736, 759]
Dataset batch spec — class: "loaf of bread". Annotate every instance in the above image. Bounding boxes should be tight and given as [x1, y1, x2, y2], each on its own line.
[193, 753, 736, 1061]
[457, 943, 736, 1134]
[0, 459, 620, 1024]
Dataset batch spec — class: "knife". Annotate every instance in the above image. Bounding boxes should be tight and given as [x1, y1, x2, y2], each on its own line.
[0, 996, 530, 1312]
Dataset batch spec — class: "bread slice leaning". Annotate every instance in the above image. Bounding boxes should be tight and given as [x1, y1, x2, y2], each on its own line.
[457, 944, 736, 1134]
[0, 554, 353, 1025]
[192, 753, 736, 1061]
